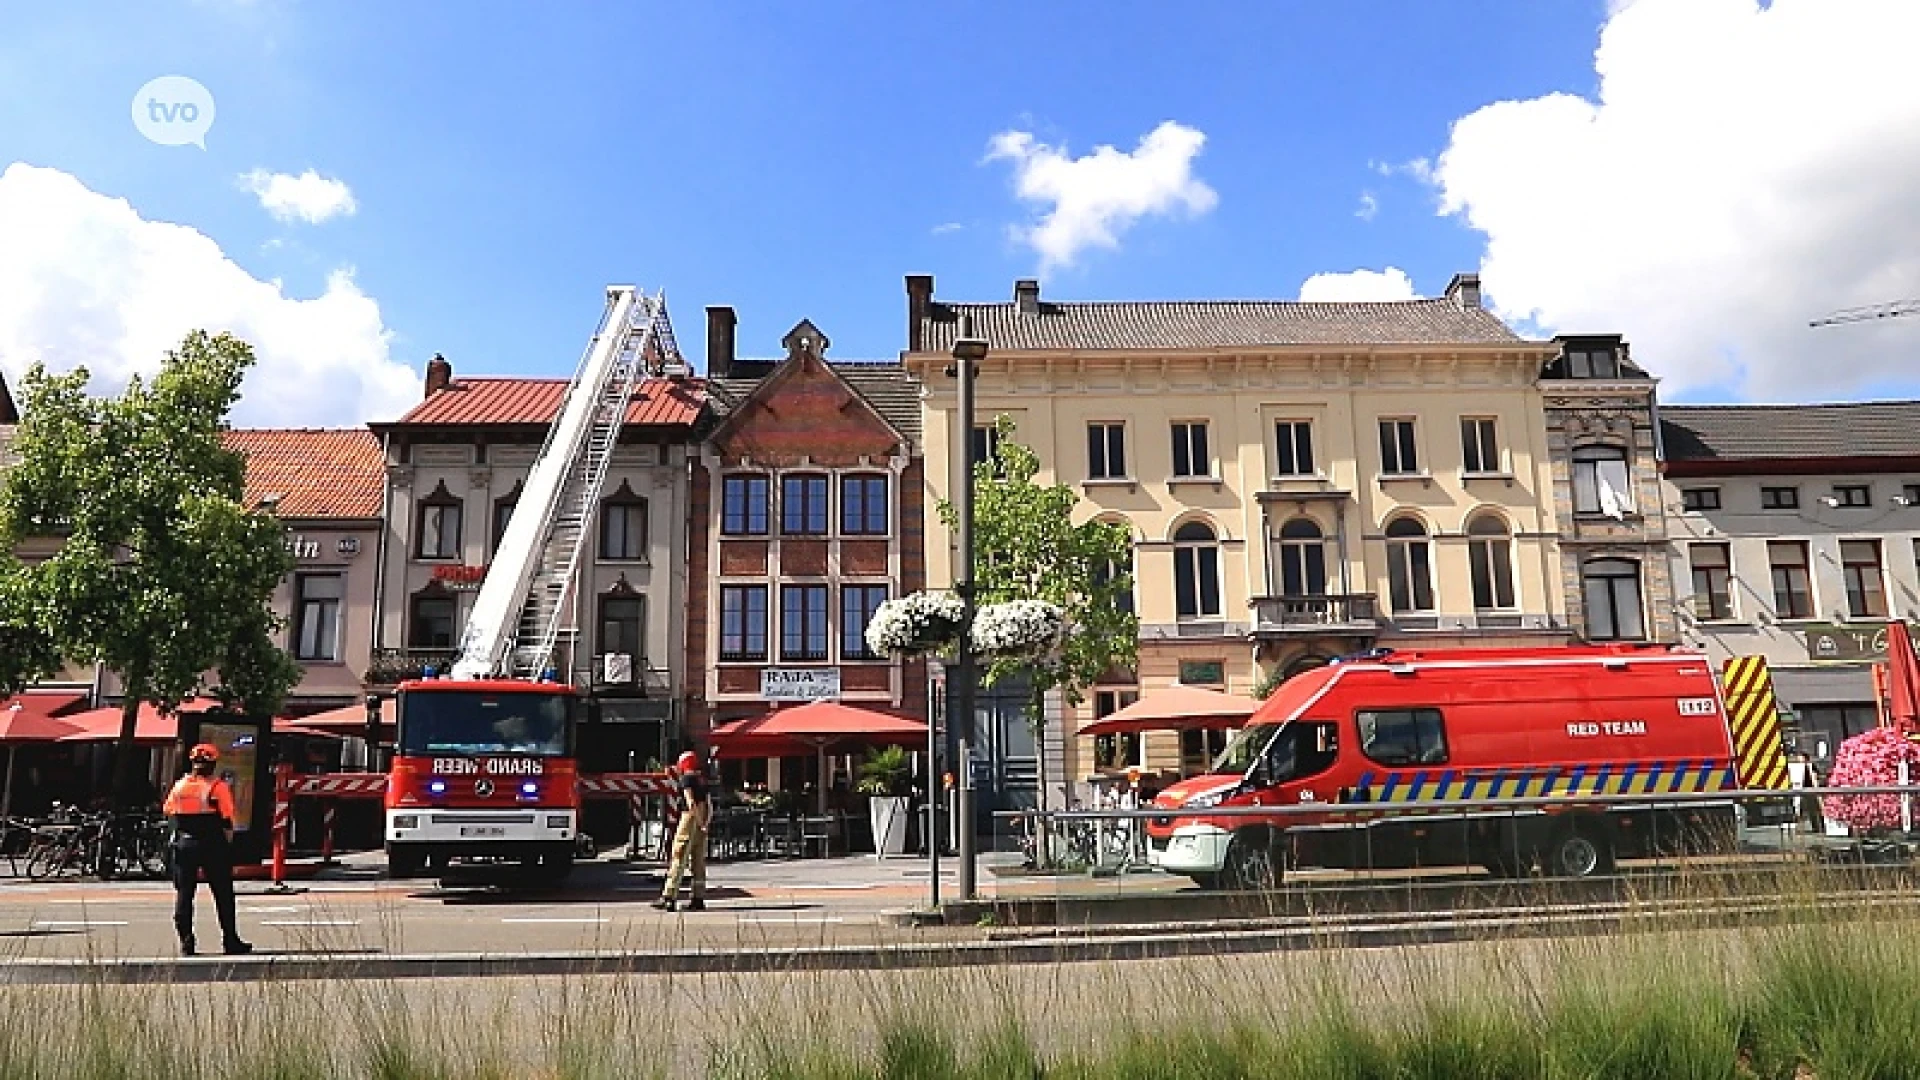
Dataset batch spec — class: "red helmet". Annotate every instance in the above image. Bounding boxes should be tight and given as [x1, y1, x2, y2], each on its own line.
[189, 743, 219, 763]
[676, 751, 700, 774]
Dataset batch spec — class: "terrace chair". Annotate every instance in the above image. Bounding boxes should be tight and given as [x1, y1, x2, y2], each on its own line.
[799, 815, 836, 859]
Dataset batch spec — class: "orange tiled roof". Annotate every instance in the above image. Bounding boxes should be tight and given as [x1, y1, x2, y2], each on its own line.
[223, 429, 385, 520]
[392, 377, 705, 428]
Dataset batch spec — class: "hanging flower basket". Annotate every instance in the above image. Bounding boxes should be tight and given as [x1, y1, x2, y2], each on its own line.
[971, 599, 1067, 659]
[865, 591, 965, 656]
[1823, 726, 1920, 832]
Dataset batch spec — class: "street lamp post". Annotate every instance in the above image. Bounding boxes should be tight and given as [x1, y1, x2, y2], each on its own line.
[949, 327, 988, 901]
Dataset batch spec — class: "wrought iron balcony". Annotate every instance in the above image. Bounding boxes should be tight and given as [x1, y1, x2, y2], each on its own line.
[1250, 594, 1380, 637]
[364, 648, 461, 686]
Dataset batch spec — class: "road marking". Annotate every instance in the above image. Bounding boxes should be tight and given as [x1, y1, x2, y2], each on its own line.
[239, 906, 301, 914]
[500, 917, 611, 924]
[260, 920, 361, 928]
[782, 884, 881, 891]
[735, 915, 847, 924]
[31, 920, 129, 928]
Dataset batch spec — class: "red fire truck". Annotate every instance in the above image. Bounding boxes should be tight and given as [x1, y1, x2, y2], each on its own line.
[1147, 643, 1789, 889]
[383, 679, 582, 879]
[381, 287, 680, 881]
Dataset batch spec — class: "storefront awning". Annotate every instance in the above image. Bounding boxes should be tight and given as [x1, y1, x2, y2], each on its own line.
[55, 697, 223, 744]
[1077, 686, 1258, 737]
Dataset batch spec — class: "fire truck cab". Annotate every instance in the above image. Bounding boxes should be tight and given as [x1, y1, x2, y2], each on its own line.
[1148, 644, 1754, 889]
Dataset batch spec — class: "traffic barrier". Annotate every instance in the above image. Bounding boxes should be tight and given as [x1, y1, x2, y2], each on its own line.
[265, 764, 294, 894]
[319, 800, 337, 865]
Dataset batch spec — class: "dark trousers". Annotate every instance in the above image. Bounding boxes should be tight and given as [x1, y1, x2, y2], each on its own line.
[171, 843, 240, 946]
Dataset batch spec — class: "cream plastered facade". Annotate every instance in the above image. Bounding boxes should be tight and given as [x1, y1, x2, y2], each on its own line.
[907, 344, 1571, 800]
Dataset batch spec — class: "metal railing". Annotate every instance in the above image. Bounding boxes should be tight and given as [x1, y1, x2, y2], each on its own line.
[1250, 593, 1379, 633]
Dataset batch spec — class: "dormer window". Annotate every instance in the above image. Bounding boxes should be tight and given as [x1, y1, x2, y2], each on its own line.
[1565, 348, 1619, 379]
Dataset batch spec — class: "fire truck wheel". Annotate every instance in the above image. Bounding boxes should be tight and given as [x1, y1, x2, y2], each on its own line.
[1223, 830, 1283, 891]
[1545, 824, 1615, 879]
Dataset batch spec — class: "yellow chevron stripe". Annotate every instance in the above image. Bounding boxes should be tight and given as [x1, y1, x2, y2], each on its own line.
[1723, 656, 1792, 791]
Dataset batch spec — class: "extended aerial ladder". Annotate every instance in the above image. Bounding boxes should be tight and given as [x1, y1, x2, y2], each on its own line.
[1809, 299, 1920, 328]
[452, 285, 682, 681]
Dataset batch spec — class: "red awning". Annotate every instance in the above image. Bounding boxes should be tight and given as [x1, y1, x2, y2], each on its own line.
[1077, 686, 1259, 737]
[1887, 621, 1920, 734]
[0, 693, 87, 742]
[55, 697, 222, 744]
[707, 700, 928, 759]
[293, 699, 395, 732]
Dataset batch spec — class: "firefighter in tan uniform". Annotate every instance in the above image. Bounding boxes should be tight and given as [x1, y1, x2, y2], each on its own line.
[653, 750, 710, 912]
[164, 743, 252, 956]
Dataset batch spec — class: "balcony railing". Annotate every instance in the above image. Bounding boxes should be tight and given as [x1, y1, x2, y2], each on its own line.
[1250, 594, 1380, 636]
[365, 647, 461, 686]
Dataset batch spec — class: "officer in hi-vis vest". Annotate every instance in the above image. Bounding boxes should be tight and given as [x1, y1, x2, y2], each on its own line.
[163, 743, 252, 956]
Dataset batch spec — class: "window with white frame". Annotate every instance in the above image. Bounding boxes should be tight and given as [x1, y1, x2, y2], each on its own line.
[1277, 518, 1327, 597]
[841, 584, 889, 660]
[1379, 419, 1419, 475]
[293, 573, 343, 661]
[1460, 418, 1500, 474]
[1171, 421, 1211, 478]
[1274, 420, 1315, 477]
[1092, 688, 1144, 771]
[720, 585, 768, 661]
[1467, 516, 1515, 611]
[1689, 543, 1732, 621]
[1582, 559, 1645, 641]
[1571, 446, 1635, 517]
[1385, 518, 1435, 613]
[1173, 521, 1222, 618]
[1087, 422, 1127, 480]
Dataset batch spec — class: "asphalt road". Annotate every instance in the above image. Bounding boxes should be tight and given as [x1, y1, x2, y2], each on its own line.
[0, 853, 1192, 960]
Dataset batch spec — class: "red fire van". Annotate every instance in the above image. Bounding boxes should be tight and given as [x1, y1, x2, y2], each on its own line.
[1147, 644, 1777, 888]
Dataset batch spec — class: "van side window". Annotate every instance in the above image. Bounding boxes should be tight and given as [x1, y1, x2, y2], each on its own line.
[1357, 708, 1448, 767]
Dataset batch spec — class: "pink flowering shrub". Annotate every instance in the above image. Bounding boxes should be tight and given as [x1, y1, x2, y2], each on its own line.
[1822, 726, 1920, 831]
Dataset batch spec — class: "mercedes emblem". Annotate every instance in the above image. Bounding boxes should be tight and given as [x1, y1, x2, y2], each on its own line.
[474, 777, 495, 798]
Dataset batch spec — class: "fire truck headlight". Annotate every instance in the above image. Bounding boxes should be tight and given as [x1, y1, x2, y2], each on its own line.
[427, 779, 448, 796]
[1183, 790, 1229, 810]
[519, 780, 540, 798]
[546, 815, 570, 830]
[393, 815, 419, 830]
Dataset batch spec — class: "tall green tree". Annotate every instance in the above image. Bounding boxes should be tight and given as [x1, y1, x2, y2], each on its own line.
[0, 558, 58, 695]
[0, 331, 300, 804]
[938, 416, 1138, 815]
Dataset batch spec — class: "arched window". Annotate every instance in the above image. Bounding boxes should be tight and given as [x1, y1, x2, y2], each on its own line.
[1571, 446, 1634, 517]
[1583, 558, 1644, 641]
[1277, 518, 1327, 597]
[598, 481, 649, 561]
[1385, 518, 1434, 613]
[408, 583, 458, 649]
[1173, 521, 1221, 618]
[491, 482, 522, 557]
[1467, 515, 1515, 611]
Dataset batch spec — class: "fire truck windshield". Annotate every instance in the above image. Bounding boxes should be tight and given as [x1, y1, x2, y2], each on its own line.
[398, 691, 573, 757]
[1213, 723, 1281, 776]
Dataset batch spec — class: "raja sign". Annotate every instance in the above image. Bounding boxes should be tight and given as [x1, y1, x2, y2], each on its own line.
[432, 564, 487, 592]
[762, 668, 841, 701]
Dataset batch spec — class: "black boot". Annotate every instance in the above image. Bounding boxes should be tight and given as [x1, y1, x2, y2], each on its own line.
[179, 937, 196, 957]
[685, 897, 706, 912]
[223, 939, 253, 955]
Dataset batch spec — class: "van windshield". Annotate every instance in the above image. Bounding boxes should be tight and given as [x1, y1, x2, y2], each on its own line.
[1212, 723, 1281, 776]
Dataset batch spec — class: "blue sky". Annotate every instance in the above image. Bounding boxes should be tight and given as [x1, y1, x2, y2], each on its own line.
[2, 0, 1916, 424]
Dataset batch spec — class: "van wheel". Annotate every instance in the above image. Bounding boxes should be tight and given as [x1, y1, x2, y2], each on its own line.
[1224, 831, 1283, 891]
[1546, 825, 1614, 879]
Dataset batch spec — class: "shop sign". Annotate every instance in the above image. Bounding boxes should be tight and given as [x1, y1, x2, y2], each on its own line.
[1803, 623, 1910, 663]
[431, 564, 488, 592]
[762, 668, 841, 701]
[285, 535, 321, 560]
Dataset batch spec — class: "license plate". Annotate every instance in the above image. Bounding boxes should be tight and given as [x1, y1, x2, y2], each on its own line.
[460, 826, 507, 838]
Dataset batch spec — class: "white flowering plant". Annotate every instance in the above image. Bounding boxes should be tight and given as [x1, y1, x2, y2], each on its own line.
[970, 599, 1066, 658]
[863, 590, 966, 656]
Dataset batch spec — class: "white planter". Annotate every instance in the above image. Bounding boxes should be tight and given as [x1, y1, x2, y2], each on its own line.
[868, 796, 911, 858]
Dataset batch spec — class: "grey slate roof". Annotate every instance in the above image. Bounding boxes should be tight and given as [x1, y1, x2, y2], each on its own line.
[707, 361, 922, 447]
[916, 298, 1525, 352]
[1661, 402, 1920, 462]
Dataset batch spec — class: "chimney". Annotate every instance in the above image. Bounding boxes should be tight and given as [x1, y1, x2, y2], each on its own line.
[1014, 278, 1040, 315]
[706, 305, 737, 378]
[0, 371, 17, 425]
[424, 353, 452, 398]
[905, 274, 934, 351]
[1445, 272, 1483, 312]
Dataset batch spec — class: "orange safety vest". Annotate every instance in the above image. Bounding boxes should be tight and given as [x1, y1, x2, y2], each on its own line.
[164, 774, 236, 823]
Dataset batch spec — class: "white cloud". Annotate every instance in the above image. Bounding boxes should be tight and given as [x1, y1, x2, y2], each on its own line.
[1355, 192, 1379, 222]
[1426, 0, 1920, 401]
[986, 120, 1217, 270]
[0, 163, 416, 426]
[931, 222, 963, 235]
[1298, 267, 1418, 303]
[238, 167, 357, 225]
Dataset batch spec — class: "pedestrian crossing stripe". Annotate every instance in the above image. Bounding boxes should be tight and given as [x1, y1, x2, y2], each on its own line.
[1721, 656, 1791, 790]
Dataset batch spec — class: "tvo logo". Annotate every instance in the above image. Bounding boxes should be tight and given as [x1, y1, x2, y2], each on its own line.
[132, 76, 216, 148]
